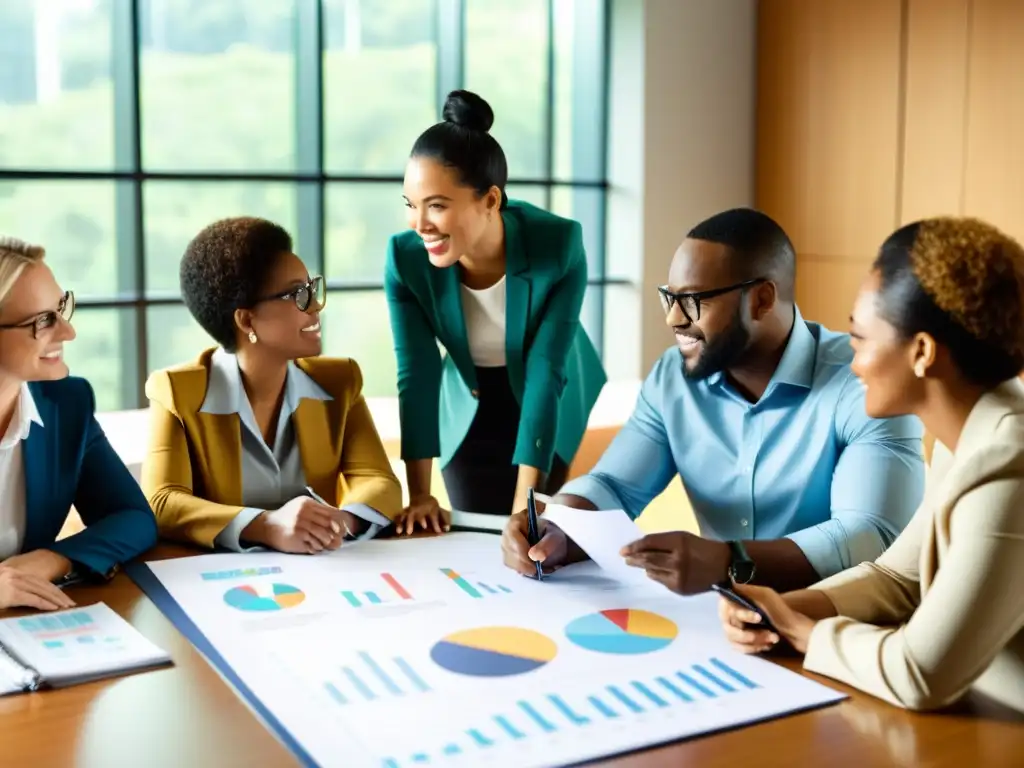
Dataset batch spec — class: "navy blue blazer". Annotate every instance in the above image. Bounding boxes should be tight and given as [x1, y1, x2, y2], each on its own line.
[20, 377, 158, 578]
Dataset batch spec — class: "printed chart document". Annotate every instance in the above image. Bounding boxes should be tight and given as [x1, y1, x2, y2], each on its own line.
[0, 602, 171, 695]
[541, 504, 649, 584]
[135, 533, 845, 768]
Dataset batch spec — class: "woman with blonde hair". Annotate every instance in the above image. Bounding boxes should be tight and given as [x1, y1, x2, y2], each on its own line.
[718, 217, 1024, 714]
[0, 237, 157, 611]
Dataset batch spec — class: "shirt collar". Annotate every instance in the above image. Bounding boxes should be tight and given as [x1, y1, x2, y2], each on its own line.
[199, 347, 333, 419]
[1, 383, 43, 448]
[705, 306, 817, 392]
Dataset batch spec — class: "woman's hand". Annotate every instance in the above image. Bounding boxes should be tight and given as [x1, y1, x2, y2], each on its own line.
[0, 567, 76, 611]
[396, 495, 451, 536]
[718, 583, 817, 654]
[0, 549, 73, 582]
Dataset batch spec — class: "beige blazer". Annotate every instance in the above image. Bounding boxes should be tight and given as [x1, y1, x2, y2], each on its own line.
[803, 379, 1024, 713]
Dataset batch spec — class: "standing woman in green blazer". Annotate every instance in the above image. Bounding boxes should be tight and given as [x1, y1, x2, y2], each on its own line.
[386, 90, 607, 531]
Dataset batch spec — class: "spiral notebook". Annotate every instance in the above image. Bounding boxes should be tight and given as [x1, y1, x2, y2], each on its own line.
[0, 602, 172, 695]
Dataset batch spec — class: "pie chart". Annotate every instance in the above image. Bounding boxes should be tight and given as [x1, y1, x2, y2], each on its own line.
[565, 609, 677, 654]
[223, 583, 306, 612]
[430, 627, 557, 677]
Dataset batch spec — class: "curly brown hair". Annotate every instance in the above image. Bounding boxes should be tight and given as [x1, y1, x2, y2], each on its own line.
[179, 217, 292, 352]
[874, 217, 1024, 387]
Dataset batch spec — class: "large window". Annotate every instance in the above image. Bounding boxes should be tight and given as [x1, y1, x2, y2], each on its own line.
[0, 0, 610, 411]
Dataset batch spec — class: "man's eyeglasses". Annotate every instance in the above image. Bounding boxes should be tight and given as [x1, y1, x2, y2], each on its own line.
[0, 291, 75, 339]
[254, 276, 326, 313]
[657, 279, 765, 322]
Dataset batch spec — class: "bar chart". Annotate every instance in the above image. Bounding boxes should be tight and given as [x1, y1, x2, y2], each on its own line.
[379, 657, 761, 766]
[17, 612, 123, 652]
[439, 568, 513, 599]
[340, 573, 415, 608]
[323, 651, 432, 705]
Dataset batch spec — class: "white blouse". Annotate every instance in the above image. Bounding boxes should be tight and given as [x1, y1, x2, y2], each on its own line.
[460, 275, 507, 368]
[0, 384, 43, 561]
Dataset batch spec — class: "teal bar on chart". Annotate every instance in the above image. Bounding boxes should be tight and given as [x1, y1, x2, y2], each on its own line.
[341, 591, 361, 607]
[467, 729, 493, 747]
[677, 671, 717, 698]
[519, 700, 557, 733]
[710, 657, 759, 689]
[588, 695, 619, 719]
[549, 695, 590, 725]
[477, 582, 498, 594]
[694, 664, 736, 693]
[632, 681, 669, 708]
[494, 715, 525, 739]
[656, 676, 693, 702]
[359, 652, 402, 696]
[366, 591, 383, 604]
[323, 681, 348, 705]
[498, 584, 512, 593]
[394, 657, 430, 692]
[442, 744, 462, 756]
[607, 685, 643, 714]
[343, 667, 376, 701]
[440, 568, 483, 598]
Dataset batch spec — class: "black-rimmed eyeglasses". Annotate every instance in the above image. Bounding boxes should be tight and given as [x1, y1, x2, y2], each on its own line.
[0, 290, 75, 339]
[254, 276, 326, 313]
[657, 279, 765, 322]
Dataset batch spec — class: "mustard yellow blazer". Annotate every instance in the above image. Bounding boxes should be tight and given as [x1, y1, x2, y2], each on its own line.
[142, 348, 402, 548]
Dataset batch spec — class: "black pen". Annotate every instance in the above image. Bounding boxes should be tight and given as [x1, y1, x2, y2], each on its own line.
[710, 582, 776, 632]
[525, 488, 544, 581]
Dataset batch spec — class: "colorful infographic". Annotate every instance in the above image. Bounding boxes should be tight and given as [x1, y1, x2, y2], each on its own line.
[564, 609, 678, 654]
[223, 583, 306, 612]
[430, 627, 557, 677]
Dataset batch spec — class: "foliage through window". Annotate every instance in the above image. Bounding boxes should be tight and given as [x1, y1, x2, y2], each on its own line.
[0, 0, 609, 411]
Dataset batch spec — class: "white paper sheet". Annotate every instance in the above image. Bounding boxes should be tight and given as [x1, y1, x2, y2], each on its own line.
[144, 533, 845, 768]
[541, 505, 650, 584]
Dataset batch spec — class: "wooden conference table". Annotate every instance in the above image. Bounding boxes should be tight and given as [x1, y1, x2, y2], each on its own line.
[2, 543, 1022, 768]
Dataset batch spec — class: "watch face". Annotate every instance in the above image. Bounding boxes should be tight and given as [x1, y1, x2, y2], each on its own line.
[730, 561, 756, 584]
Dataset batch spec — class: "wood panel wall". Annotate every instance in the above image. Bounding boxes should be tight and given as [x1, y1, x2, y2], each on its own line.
[757, 0, 1024, 332]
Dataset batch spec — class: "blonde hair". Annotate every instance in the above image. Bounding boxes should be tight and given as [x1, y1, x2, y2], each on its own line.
[0, 236, 46, 309]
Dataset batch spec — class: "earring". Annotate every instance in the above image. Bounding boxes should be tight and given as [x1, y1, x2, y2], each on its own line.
[248, 331, 258, 344]
[914, 364, 925, 378]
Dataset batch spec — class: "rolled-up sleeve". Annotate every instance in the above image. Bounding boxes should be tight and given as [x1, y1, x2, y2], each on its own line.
[786, 376, 925, 578]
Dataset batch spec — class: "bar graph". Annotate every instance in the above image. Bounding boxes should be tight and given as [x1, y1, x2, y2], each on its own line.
[340, 573, 415, 608]
[439, 568, 513, 599]
[324, 651, 431, 705]
[379, 657, 761, 766]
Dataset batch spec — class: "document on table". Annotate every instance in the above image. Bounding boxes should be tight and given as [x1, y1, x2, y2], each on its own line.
[541, 504, 650, 584]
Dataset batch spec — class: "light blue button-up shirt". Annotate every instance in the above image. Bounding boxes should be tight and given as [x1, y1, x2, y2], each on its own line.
[201, 348, 389, 552]
[560, 309, 926, 579]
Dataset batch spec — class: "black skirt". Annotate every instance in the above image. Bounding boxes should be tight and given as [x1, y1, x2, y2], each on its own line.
[442, 366, 569, 516]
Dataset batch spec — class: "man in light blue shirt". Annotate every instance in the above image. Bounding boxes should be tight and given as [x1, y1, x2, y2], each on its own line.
[501, 208, 925, 594]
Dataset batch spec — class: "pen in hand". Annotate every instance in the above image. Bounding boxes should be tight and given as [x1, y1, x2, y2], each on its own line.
[526, 488, 545, 581]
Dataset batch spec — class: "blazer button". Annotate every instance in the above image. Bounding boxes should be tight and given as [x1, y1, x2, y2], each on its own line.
[471, 389, 480, 398]
[535, 439, 542, 449]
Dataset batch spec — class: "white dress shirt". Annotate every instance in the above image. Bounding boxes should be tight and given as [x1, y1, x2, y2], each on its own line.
[201, 349, 389, 552]
[0, 384, 44, 561]
[460, 275, 507, 367]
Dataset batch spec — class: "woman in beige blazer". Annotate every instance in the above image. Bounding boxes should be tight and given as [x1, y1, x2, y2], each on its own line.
[718, 216, 1024, 713]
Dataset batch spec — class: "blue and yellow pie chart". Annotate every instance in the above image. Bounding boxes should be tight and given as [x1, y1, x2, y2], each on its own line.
[430, 627, 557, 677]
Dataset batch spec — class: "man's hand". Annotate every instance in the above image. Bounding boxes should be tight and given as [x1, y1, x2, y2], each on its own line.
[396, 495, 451, 536]
[620, 532, 730, 595]
[1, 549, 73, 582]
[242, 497, 349, 554]
[501, 508, 569, 577]
[0, 568, 76, 611]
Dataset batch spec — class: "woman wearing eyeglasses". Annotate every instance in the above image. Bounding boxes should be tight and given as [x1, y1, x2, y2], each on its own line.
[141, 217, 401, 553]
[387, 90, 607, 530]
[0, 237, 157, 611]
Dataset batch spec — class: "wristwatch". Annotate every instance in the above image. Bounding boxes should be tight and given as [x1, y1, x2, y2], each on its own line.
[725, 540, 756, 584]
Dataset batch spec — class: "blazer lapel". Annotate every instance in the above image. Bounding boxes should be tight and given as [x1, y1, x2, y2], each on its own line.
[504, 211, 530, 398]
[22, 392, 55, 552]
[432, 255, 478, 390]
[294, 398, 337, 503]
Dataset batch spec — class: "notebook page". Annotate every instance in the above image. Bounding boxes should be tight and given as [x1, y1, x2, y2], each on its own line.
[0, 603, 171, 687]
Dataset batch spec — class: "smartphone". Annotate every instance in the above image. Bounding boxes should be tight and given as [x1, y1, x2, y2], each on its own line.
[711, 582, 777, 632]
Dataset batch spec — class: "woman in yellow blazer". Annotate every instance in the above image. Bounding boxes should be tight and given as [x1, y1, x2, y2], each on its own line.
[717, 217, 1024, 714]
[142, 217, 402, 553]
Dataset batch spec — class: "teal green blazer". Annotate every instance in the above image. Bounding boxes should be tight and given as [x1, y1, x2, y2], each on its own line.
[384, 200, 607, 472]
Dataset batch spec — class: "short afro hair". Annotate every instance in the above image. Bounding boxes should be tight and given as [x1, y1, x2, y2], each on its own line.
[875, 217, 1024, 388]
[687, 208, 796, 301]
[179, 217, 293, 352]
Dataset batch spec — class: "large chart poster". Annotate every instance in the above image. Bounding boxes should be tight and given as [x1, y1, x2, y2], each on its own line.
[136, 533, 844, 767]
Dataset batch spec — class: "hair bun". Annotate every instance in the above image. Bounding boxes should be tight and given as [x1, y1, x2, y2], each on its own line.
[442, 90, 494, 133]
